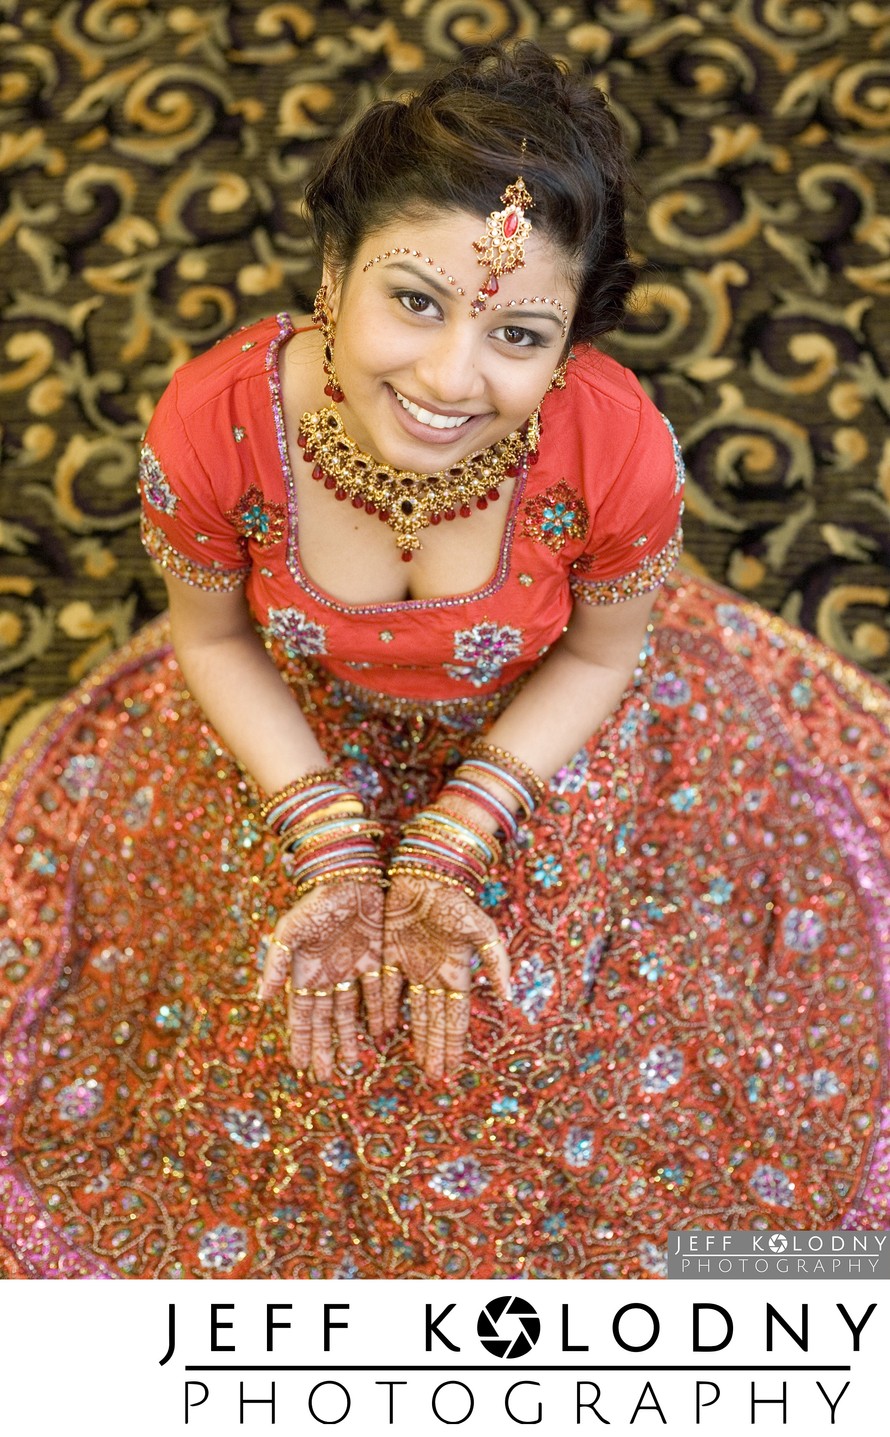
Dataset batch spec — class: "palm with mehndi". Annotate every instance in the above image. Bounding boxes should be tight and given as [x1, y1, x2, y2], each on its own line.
[259, 879, 386, 1080]
[381, 873, 512, 1079]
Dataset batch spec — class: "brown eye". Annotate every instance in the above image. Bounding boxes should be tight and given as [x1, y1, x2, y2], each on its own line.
[398, 292, 435, 315]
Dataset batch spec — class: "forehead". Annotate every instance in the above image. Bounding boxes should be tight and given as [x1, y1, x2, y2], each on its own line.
[354, 208, 577, 302]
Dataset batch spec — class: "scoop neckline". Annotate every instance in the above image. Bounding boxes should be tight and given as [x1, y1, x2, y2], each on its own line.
[267, 312, 529, 616]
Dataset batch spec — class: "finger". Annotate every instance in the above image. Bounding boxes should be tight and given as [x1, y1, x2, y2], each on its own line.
[288, 990, 314, 1069]
[408, 982, 429, 1064]
[359, 969, 386, 1039]
[476, 934, 512, 1003]
[259, 936, 292, 999]
[381, 963, 403, 1032]
[311, 989, 335, 1080]
[333, 981, 360, 1066]
[444, 990, 471, 1072]
[424, 988, 447, 1080]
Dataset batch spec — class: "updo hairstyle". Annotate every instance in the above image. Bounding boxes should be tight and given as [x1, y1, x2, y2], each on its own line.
[304, 42, 638, 346]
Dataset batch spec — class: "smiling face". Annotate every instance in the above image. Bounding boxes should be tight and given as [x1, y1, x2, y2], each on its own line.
[322, 209, 577, 473]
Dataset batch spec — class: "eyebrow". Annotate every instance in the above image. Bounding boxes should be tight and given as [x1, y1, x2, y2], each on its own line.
[383, 260, 565, 326]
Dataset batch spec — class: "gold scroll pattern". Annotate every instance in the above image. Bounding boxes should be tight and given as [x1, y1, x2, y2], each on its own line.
[1, 0, 889, 755]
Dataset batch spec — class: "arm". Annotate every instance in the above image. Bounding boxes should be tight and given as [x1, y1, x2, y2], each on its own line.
[164, 572, 386, 1075]
[163, 572, 329, 793]
[468, 588, 656, 801]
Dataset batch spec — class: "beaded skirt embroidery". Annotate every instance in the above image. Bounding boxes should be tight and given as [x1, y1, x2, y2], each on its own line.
[1, 572, 888, 1278]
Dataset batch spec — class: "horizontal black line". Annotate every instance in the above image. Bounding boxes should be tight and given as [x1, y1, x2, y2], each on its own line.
[183, 1365, 851, 1373]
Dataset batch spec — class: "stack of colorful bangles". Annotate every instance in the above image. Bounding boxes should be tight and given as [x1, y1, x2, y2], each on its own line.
[258, 744, 546, 904]
[257, 766, 386, 901]
[388, 741, 547, 897]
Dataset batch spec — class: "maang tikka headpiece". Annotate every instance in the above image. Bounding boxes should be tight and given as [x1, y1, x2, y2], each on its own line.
[470, 151, 535, 317]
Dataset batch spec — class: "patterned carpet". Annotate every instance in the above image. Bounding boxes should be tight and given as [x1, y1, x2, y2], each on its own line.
[1, 0, 889, 757]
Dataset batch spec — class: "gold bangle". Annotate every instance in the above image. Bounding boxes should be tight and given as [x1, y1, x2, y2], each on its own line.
[387, 864, 476, 899]
[293, 868, 386, 902]
[425, 804, 503, 861]
[466, 741, 547, 804]
[275, 800, 367, 845]
[257, 766, 343, 822]
[281, 819, 382, 856]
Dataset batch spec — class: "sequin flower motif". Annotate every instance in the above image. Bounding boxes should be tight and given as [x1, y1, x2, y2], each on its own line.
[197, 1224, 248, 1271]
[445, 620, 523, 688]
[56, 1078, 103, 1121]
[139, 444, 179, 515]
[265, 606, 328, 658]
[429, 1156, 491, 1200]
[512, 953, 556, 1022]
[639, 1045, 684, 1092]
[749, 1164, 794, 1208]
[224, 485, 286, 547]
[222, 1109, 270, 1149]
[521, 482, 589, 552]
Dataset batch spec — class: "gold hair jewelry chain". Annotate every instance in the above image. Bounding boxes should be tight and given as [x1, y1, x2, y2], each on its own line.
[296, 405, 540, 560]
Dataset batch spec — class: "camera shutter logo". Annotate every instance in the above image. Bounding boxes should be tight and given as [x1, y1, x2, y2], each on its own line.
[768, 1234, 788, 1252]
[477, 1296, 541, 1359]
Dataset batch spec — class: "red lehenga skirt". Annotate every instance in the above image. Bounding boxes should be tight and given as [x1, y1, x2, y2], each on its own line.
[1, 571, 888, 1278]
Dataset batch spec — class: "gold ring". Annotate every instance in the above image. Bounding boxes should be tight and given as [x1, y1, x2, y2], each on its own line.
[313, 988, 331, 999]
[408, 982, 425, 995]
[426, 986, 446, 997]
[270, 938, 291, 951]
[362, 968, 381, 981]
[333, 980, 354, 993]
[291, 986, 314, 997]
[476, 939, 500, 953]
[447, 989, 469, 1001]
[382, 963, 401, 975]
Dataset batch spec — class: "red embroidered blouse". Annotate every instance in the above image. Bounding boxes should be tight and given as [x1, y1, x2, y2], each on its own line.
[139, 313, 684, 700]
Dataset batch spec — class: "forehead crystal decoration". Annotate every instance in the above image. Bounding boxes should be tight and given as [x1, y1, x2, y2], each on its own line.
[471, 175, 535, 317]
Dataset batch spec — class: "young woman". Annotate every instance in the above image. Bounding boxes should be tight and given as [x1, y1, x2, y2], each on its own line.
[1, 43, 887, 1278]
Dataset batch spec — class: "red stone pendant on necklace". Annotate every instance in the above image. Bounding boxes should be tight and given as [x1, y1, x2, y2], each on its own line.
[295, 406, 531, 561]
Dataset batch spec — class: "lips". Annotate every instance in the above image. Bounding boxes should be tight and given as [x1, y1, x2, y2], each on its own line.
[387, 385, 489, 447]
[393, 389, 472, 430]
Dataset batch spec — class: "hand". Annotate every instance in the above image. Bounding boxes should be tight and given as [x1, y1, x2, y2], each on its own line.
[382, 874, 512, 1079]
[258, 879, 385, 1079]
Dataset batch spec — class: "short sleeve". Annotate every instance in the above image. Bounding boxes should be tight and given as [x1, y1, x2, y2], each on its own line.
[569, 410, 685, 606]
[139, 372, 251, 592]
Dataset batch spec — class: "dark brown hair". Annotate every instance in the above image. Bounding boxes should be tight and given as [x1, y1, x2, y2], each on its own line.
[304, 42, 638, 346]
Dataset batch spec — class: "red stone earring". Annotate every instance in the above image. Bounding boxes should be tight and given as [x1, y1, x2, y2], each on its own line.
[313, 286, 345, 403]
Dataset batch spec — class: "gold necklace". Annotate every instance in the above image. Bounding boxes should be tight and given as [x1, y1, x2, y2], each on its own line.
[296, 404, 540, 561]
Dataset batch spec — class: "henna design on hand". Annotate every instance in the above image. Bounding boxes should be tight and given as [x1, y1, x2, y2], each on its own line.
[382, 874, 511, 1079]
[258, 879, 386, 1079]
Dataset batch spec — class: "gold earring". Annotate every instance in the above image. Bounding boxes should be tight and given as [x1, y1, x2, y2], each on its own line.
[547, 357, 570, 392]
[313, 286, 345, 403]
[525, 405, 542, 458]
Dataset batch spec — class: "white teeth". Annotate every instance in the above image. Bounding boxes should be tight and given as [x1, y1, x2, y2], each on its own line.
[394, 390, 472, 430]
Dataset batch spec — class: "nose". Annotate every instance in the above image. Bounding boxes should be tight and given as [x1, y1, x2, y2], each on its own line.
[412, 322, 486, 406]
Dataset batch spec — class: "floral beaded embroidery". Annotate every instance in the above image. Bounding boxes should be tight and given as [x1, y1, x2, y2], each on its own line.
[264, 606, 328, 658]
[140, 515, 250, 591]
[521, 481, 589, 552]
[224, 485, 286, 547]
[444, 620, 524, 688]
[662, 413, 687, 496]
[570, 526, 684, 606]
[139, 443, 180, 516]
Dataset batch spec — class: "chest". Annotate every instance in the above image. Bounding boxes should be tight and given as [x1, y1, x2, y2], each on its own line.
[291, 452, 518, 605]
